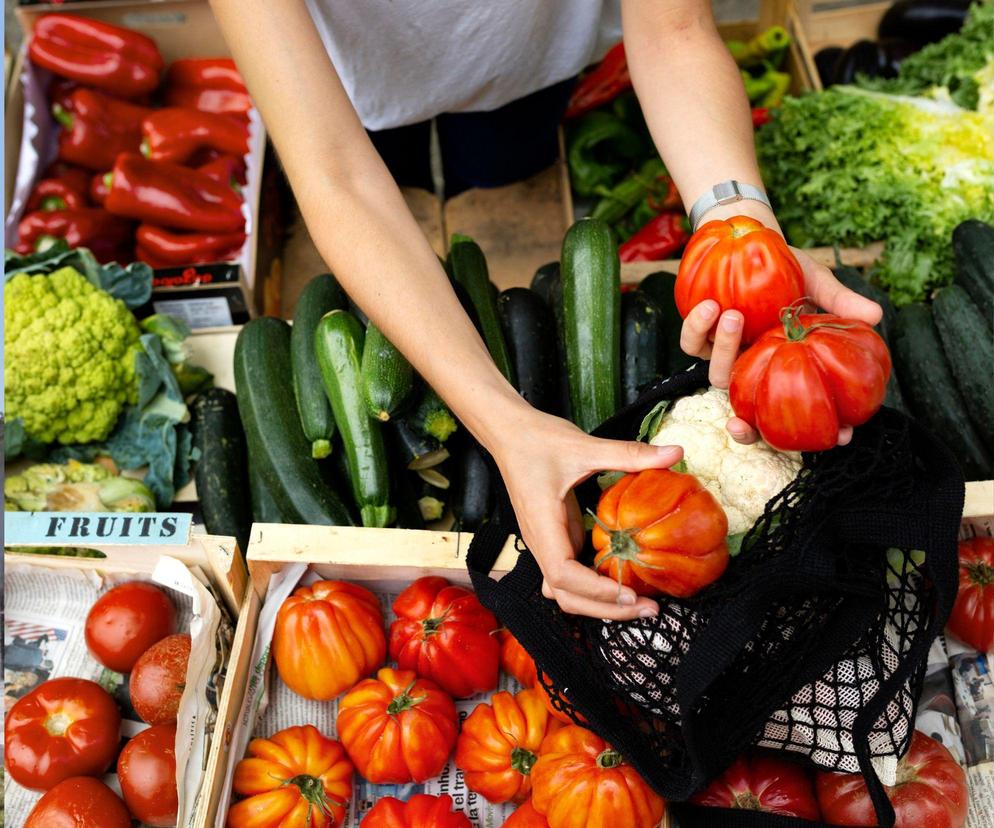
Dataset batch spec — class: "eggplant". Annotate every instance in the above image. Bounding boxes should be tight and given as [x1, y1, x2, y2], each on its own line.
[387, 417, 449, 470]
[451, 437, 494, 532]
[814, 46, 844, 86]
[878, 0, 971, 46]
[878, 38, 919, 78]
[530, 261, 561, 307]
[832, 39, 887, 84]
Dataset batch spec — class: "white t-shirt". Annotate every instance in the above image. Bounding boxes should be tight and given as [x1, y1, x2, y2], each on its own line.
[304, 0, 622, 130]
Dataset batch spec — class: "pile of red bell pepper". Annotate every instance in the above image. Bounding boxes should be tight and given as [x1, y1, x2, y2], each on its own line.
[17, 14, 251, 267]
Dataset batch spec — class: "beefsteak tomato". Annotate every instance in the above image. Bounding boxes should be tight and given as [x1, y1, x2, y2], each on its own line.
[593, 468, 729, 598]
[273, 579, 386, 701]
[455, 688, 563, 804]
[24, 776, 132, 828]
[228, 724, 353, 828]
[85, 581, 176, 673]
[360, 794, 471, 828]
[4, 676, 121, 790]
[947, 536, 994, 653]
[531, 725, 665, 828]
[389, 576, 499, 697]
[816, 730, 968, 828]
[674, 215, 805, 344]
[690, 754, 821, 819]
[499, 630, 538, 689]
[117, 723, 178, 827]
[336, 667, 458, 784]
[729, 308, 891, 452]
[505, 800, 550, 828]
[130, 632, 190, 725]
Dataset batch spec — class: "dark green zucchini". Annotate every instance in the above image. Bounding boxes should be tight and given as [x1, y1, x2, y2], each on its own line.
[621, 290, 663, 405]
[452, 279, 484, 334]
[393, 468, 425, 530]
[346, 296, 370, 327]
[451, 438, 494, 532]
[497, 287, 561, 415]
[234, 318, 354, 525]
[291, 273, 347, 459]
[388, 417, 449, 471]
[638, 270, 694, 376]
[530, 261, 561, 307]
[952, 219, 994, 320]
[249, 455, 287, 524]
[361, 323, 414, 422]
[314, 310, 394, 527]
[412, 387, 458, 443]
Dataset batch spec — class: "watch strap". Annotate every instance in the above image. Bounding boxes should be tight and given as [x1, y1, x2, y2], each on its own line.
[688, 180, 771, 231]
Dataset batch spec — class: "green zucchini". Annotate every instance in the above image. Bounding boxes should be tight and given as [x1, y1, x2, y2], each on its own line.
[638, 270, 694, 376]
[893, 303, 991, 481]
[451, 438, 494, 532]
[932, 285, 994, 440]
[448, 234, 516, 383]
[249, 456, 287, 524]
[192, 388, 252, 550]
[452, 279, 484, 334]
[497, 288, 561, 415]
[530, 261, 560, 307]
[621, 290, 663, 405]
[291, 274, 347, 459]
[412, 387, 458, 443]
[561, 218, 621, 432]
[314, 310, 395, 527]
[952, 219, 994, 320]
[235, 318, 354, 525]
[388, 417, 449, 470]
[361, 323, 414, 422]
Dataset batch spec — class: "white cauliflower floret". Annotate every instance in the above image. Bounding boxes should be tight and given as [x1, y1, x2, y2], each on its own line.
[649, 388, 802, 534]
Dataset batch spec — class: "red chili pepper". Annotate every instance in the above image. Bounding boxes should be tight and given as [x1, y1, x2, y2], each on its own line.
[196, 153, 247, 187]
[54, 88, 151, 171]
[28, 14, 164, 99]
[105, 153, 245, 233]
[164, 57, 251, 118]
[618, 210, 691, 262]
[89, 172, 111, 205]
[564, 42, 632, 120]
[26, 178, 89, 212]
[16, 208, 133, 263]
[141, 107, 249, 165]
[751, 107, 772, 128]
[136, 224, 246, 266]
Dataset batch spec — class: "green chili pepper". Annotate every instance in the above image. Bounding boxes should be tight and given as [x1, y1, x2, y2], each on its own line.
[566, 111, 647, 197]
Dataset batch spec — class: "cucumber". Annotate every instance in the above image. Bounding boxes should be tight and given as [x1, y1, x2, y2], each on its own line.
[361, 323, 414, 422]
[291, 274, 347, 459]
[893, 303, 991, 481]
[952, 219, 994, 320]
[388, 417, 449, 470]
[530, 261, 560, 306]
[448, 234, 516, 383]
[497, 288, 561, 414]
[932, 285, 994, 440]
[314, 310, 395, 527]
[234, 318, 354, 525]
[451, 438, 494, 532]
[621, 290, 663, 405]
[412, 387, 458, 443]
[192, 388, 252, 550]
[561, 219, 621, 432]
[638, 270, 694, 376]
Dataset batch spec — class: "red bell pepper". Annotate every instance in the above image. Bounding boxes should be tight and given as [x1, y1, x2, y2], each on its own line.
[197, 153, 247, 187]
[54, 88, 150, 171]
[164, 58, 251, 118]
[48, 77, 79, 114]
[564, 42, 632, 120]
[751, 107, 772, 128]
[26, 177, 89, 212]
[141, 107, 249, 165]
[136, 224, 246, 266]
[618, 210, 691, 262]
[89, 172, 111, 205]
[105, 153, 245, 233]
[28, 14, 164, 99]
[16, 208, 133, 263]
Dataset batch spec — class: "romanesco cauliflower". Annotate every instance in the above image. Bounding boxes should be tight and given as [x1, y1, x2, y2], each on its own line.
[4, 267, 143, 444]
[650, 388, 802, 534]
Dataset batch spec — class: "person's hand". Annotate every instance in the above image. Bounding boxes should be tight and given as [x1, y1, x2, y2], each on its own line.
[488, 408, 683, 621]
[679, 247, 883, 445]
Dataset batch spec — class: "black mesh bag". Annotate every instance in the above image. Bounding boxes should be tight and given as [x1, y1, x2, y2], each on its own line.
[466, 362, 964, 828]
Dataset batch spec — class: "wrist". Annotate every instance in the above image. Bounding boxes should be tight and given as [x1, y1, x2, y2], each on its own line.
[698, 198, 782, 236]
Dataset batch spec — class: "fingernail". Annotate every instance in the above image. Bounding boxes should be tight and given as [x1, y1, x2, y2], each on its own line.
[721, 313, 742, 332]
[618, 592, 636, 606]
[699, 302, 718, 321]
[638, 608, 658, 619]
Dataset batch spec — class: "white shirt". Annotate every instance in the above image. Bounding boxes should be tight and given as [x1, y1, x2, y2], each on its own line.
[304, 0, 622, 130]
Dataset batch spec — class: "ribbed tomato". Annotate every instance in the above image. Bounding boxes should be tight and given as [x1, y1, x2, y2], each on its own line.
[359, 794, 471, 828]
[947, 536, 994, 653]
[504, 800, 550, 828]
[336, 667, 458, 784]
[25, 776, 131, 828]
[675, 215, 804, 344]
[691, 754, 821, 819]
[455, 688, 562, 804]
[273, 580, 386, 701]
[531, 725, 665, 828]
[499, 630, 538, 689]
[593, 468, 729, 598]
[227, 724, 354, 828]
[117, 723, 178, 827]
[388, 576, 499, 698]
[729, 309, 891, 452]
[4, 677, 121, 790]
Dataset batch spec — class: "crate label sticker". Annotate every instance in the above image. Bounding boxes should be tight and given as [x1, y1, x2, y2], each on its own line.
[152, 297, 234, 329]
[4, 512, 192, 546]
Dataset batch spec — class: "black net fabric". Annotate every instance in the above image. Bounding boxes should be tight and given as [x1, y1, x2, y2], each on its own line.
[467, 363, 964, 828]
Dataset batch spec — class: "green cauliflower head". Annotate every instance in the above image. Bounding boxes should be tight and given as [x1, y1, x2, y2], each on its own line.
[4, 267, 144, 445]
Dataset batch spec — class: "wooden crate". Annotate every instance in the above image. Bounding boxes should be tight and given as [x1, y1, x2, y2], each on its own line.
[792, 0, 891, 85]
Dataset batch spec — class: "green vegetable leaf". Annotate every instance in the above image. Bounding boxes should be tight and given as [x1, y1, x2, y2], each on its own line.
[597, 470, 626, 490]
[4, 417, 25, 460]
[670, 459, 688, 473]
[637, 399, 671, 442]
[727, 532, 747, 557]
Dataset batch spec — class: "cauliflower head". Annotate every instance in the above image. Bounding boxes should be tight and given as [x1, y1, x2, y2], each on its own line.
[649, 388, 802, 534]
[5, 267, 143, 445]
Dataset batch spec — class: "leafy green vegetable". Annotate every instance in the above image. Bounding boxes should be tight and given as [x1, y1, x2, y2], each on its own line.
[141, 315, 214, 396]
[5, 460, 155, 512]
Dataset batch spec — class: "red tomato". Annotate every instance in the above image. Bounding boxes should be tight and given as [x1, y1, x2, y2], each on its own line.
[729, 309, 891, 452]
[505, 800, 550, 828]
[816, 731, 968, 828]
[4, 677, 121, 790]
[948, 536, 994, 653]
[691, 754, 821, 819]
[117, 723, 178, 827]
[499, 630, 538, 689]
[389, 576, 500, 697]
[129, 633, 191, 725]
[675, 215, 805, 344]
[336, 667, 458, 784]
[85, 582, 176, 673]
[25, 776, 131, 828]
[360, 794, 471, 828]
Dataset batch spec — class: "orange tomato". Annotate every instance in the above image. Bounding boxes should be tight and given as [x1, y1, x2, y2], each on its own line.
[504, 800, 550, 828]
[359, 794, 471, 828]
[499, 630, 538, 689]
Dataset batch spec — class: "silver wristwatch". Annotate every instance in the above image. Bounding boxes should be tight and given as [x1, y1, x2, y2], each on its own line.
[688, 180, 771, 231]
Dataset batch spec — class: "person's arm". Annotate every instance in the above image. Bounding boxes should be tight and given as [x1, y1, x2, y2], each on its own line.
[210, 0, 678, 620]
[622, 0, 881, 443]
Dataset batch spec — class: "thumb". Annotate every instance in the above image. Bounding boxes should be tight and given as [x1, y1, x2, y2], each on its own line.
[582, 436, 683, 476]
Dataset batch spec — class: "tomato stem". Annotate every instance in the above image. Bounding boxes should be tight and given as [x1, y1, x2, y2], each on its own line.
[511, 746, 538, 776]
[387, 681, 427, 716]
[44, 711, 72, 737]
[732, 792, 763, 810]
[283, 773, 340, 822]
[421, 605, 452, 637]
[596, 749, 623, 769]
[966, 561, 994, 586]
[780, 303, 859, 341]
